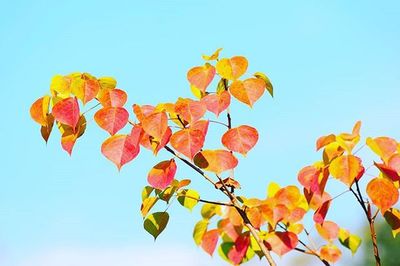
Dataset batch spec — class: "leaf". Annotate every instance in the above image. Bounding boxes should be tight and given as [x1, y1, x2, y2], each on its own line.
[201, 91, 231, 117]
[338, 228, 362, 255]
[298, 165, 321, 193]
[94, 107, 129, 135]
[193, 150, 238, 174]
[267, 182, 281, 198]
[187, 63, 216, 92]
[141, 196, 158, 217]
[201, 229, 219, 256]
[366, 177, 399, 213]
[222, 125, 259, 155]
[98, 88, 127, 107]
[229, 78, 265, 107]
[264, 231, 298, 256]
[50, 75, 70, 97]
[141, 186, 154, 201]
[40, 114, 55, 143]
[174, 98, 207, 124]
[72, 73, 100, 104]
[319, 244, 342, 263]
[315, 221, 339, 241]
[313, 200, 331, 224]
[383, 208, 400, 237]
[336, 121, 361, 153]
[52, 97, 80, 129]
[58, 115, 87, 155]
[30, 96, 51, 126]
[170, 128, 205, 159]
[316, 134, 336, 151]
[201, 203, 221, 220]
[367, 137, 398, 162]
[178, 189, 200, 211]
[133, 104, 156, 122]
[329, 155, 365, 186]
[323, 142, 345, 164]
[374, 162, 400, 182]
[147, 159, 177, 190]
[216, 56, 248, 80]
[202, 48, 223, 61]
[141, 112, 168, 140]
[246, 207, 262, 229]
[193, 219, 209, 246]
[143, 212, 169, 240]
[227, 234, 250, 265]
[98, 76, 117, 91]
[254, 72, 273, 97]
[101, 132, 140, 170]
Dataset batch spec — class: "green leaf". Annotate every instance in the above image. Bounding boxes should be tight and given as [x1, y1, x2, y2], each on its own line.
[142, 186, 154, 201]
[201, 203, 221, 220]
[254, 72, 273, 97]
[143, 212, 169, 240]
[218, 242, 235, 263]
[178, 189, 200, 211]
[193, 219, 209, 245]
[338, 228, 362, 255]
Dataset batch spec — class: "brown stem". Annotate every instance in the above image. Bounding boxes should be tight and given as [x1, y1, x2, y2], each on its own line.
[369, 213, 381, 266]
[176, 193, 234, 207]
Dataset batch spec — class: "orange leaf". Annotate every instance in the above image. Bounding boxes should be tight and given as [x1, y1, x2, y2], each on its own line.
[329, 155, 365, 186]
[228, 234, 250, 265]
[264, 231, 298, 256]
[191, 120, 209, 136]
[367, 137, 398, 162]
[222, 125, 259, 155]
[94, 107, 129, 135]
[142, 112, 168, 140]
[52, 97, 80, 129]
[229, 78, 265, 107]
[101, 132, 140, 170]
[305, 190, 331, 211]
[201, 229, 219, 256]
[336, 121, 361, 153]
[147, 159, 177, 190]
[187, 63, 216, 92]
[374, 162, 400, 182]
[319, 244, 341, 263]
[202, 48, 223, 61]
[40, 114, 55, 143]
[316, 134, 336, 151]
[316, 221, 339, 241]
[30, 96, 51, 126]
[133, 104, 156, 122]
[98, 88, 127, 107]
[193, 150, 238, 174]
[170, 128, 205, 159]
[58, 115, 87, 155]
[70, 73, 100, 104]
[216, 56, 248, 80]
[246, 207, 263, 229]
[175, 98, 206, 124]
[298, 165, 321, 193]
[218, 218, 242, 242]
[366, 177, 399, 213]
[201, 91, 231, 117]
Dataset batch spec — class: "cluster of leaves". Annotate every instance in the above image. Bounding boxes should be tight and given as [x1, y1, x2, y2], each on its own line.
[30, 49, 399, 266]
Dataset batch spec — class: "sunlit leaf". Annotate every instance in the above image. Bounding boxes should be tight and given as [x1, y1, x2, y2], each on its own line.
[316, 221, 339, 241]
[141, 196, 158, 217]
[336, 121, 361, 153]
[98, 88, 127, 107]
[202, 48, 223, 61]
[264, 231, 298, 256]
[201, 91, 231, 117]
[40, 114, 55, 143]
[71, 73, 100, 104]
[178, 189, 200, 211]
[98, 76, 117, 91]
[201, 229, 219, 256]
[338, 228, 362, 255]
[366, 177, 399, 213]
[193, 219, 209, 246]
[229, 78, 265, 107]
[52, 97, 80, 129]
[267, 182, 281, 198]
[58, 115, 87, 155]
[298, 165, 321, 193]
[50, 75, 70, 97]
[323, 142, 345, 164]
[319, 244, 341, 263]
[132, 104, 156, 122]
[170, 128, 205, 159]
[374, 162, 400, 182]
[313, 199, 331, 224]
[367, 137, 398, 162]
[175, 98, 207, 124]
[143, 212, 169, 240]
[316, 134, 336, 151]
[254, 72, 273, 97]
[187, 63, 216, 92]
[142, 111, 168, 140]
[228, 234, 250, 265]
[193, 150, 238, 174]
[142, 186, 154, 201]
[30, 95, 51, 126]
[147, 159, 177, 190]
[94, 107, 129, 135]
[201, 203, 221, 220]
[216, 56, 248, 80]
[329, 155, 364, 186]
[222, 125, 259, 155]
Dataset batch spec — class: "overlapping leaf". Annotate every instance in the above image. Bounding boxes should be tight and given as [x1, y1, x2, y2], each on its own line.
[175, 98, 206, 124]
[319, 244, 342, 263]
[147, 159, 177, 190]
[30, 96, 51, 126]
[94, 107, 129, 135]
[338, 228, 362, 255]
[178, 189, 200, 211]
[52, 97, 80, 129]
[264, 231, 298, 256]
[316, 221, 339, 241]
[58, 115, 87, 155]
[383, 208, 400, 237]
[193, 150, 238, 174]
[201, 229, 219, 256]
[329, 155, 364, 186]
[216, 56, 248, 80]
[98, 88, 127, 107]
[201, 91, 231, 117]
[222, 125, 259, 155]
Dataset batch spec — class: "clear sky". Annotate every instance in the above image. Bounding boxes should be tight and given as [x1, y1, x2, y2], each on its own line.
[1, 1, 399, 265]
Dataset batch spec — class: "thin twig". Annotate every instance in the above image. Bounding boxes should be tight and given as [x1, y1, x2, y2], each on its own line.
[176, 193, 234, 207]
[82, 102, 101, 115]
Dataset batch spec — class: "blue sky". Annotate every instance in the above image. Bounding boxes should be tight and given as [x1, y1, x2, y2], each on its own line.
[1, 1, 399, 265]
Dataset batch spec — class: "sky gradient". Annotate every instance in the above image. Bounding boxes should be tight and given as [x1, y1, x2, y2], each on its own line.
[1, 1, 399, 265]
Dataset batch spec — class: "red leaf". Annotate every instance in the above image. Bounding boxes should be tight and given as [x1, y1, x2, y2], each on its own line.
[298, 165, 321, 193]
[101, 133, 140, 170]
[94, 107, 129, 135]
[147, 159, 177, 190]
[201, 229, 219, 256]
[170, 128, 205, 159]
[58, 115, 87, 155]
[374, 162, 400, 182]
[52, 97, 80, 129]
[193, 150, 238, 174]
[201, 91, 231, 117]
[222, 125, 259, 155]
[98, 88, 127, 107]
[228, 234, 250, 265]
[314, 200, 331, 224]
[264, 231, 298, 256]
[142, 112, 168, 140]
[175, 98, 206, 124]
[187, 63, 216, 92]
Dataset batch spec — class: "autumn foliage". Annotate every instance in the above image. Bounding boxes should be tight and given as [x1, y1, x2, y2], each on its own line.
[30, 49, 399, 266]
